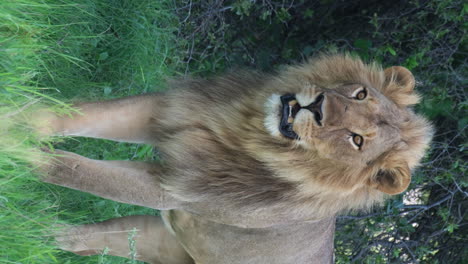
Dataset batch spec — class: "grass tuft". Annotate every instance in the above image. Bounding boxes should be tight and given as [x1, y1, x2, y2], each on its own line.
[1, 0, 181, 262]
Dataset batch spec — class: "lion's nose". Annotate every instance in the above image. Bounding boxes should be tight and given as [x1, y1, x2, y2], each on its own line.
[302, 94, 324, 126]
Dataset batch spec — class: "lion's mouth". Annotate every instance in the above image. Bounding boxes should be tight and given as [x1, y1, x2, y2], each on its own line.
[279, 93, 324, 139]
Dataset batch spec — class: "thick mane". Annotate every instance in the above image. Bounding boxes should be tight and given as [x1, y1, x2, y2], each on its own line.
[268, 55, 433, 216]
[160, 54, 433, 219]
[276, 54, 385, 94]
[310, 54, 383, 88]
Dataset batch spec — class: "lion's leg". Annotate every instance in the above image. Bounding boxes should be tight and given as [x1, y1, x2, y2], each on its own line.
[39, 93, 167, 144]
[57, 215, 193, 264]
[40, 149, 181, 210]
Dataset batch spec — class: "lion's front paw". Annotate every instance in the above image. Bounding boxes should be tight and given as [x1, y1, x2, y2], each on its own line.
[54, 224, 100, 256]
[29, 109, 63, 138]
[34, 149, 81, 186]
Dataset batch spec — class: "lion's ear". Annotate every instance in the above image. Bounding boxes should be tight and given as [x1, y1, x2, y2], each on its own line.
[384, 66, 415, 93]
[383, 66, 420, 106]
[369, 164, 411, 195]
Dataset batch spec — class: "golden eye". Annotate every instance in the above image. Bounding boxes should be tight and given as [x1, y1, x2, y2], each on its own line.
[348, 133, 364, 150]
[355, 89, 367, 100]
[353, 134, 363, 146]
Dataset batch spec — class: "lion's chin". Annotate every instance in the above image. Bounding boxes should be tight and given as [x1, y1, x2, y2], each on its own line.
[263, 94, 283, 138]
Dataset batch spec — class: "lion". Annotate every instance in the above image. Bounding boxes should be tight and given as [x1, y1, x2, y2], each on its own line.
[36, 54, 433, 263]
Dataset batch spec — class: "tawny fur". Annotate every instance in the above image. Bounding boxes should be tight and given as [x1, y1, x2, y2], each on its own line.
[36, 54, 433, 263]
[153, 54, 433, 218]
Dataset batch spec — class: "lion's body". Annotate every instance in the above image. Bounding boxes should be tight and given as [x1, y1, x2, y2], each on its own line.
[37, 55, 432, 263]
[162, 210, 335, 264]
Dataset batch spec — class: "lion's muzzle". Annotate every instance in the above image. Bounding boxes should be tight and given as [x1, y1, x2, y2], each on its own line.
[279, 93, 324, 139]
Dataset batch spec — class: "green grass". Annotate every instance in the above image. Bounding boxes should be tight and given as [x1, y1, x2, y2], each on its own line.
[0, 0, 183, 263]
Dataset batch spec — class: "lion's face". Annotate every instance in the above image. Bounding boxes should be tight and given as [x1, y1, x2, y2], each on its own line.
[265, 80, 409, 165]
[290, 84, 405, 165]
[263, 55, 433, 197]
